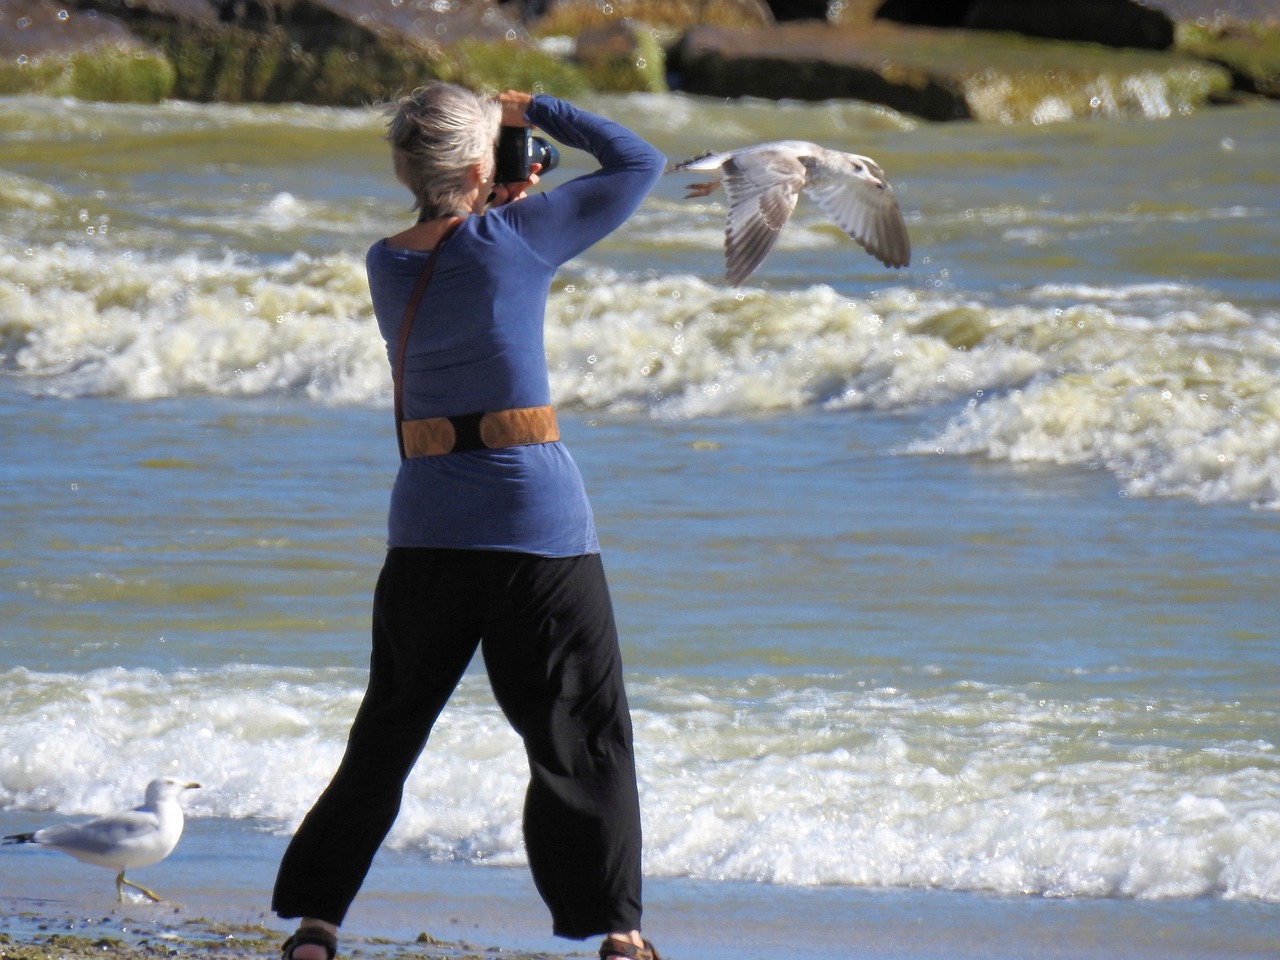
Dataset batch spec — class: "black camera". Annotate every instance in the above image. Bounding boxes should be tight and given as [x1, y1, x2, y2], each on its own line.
[494, 126, 560, 184]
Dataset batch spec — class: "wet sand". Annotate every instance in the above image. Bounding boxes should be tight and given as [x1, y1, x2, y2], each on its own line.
[0, 916, 567, 960]
[4, 814, 1280, 960]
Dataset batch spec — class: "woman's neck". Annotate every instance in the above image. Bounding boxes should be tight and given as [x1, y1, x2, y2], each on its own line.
[417, 207, 469, 224]
[387, 214, 465, 252]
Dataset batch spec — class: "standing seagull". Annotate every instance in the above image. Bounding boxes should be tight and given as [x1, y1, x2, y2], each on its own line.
[672, 140, 911, 285]
[3, 777, 200, 902]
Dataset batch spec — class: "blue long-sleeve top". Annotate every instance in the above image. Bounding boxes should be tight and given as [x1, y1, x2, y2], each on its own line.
[367, 95, 665, 556]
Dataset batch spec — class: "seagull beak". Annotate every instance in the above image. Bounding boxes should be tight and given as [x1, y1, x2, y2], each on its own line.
[185, 782, 202, 790]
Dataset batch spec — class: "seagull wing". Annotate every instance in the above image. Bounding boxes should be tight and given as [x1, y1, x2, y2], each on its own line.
[719, 146, 807, 286]
[804, 154, 911, 269]
[35, 810, 163, 862]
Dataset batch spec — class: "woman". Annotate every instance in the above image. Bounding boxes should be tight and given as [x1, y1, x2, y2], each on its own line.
[270, 84, 665, 960]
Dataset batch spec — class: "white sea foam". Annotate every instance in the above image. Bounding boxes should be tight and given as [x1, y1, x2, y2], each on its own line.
[0, 245, 385, 403]
[4, 238, 1278, 507]
[2, 665, 1277, 901]
[911, 298, 1280, 508]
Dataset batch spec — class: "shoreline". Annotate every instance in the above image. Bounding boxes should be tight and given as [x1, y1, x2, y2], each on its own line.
[0, 922, 571, 960]
[0, 914, 574, 960]
[6, 885, 1280, 960]
[3, 814, 1280, 960]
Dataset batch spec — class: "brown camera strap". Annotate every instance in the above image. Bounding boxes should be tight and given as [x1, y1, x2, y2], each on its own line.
[392, 218, 461, 461]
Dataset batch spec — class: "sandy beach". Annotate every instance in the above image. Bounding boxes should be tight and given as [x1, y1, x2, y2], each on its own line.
[0, 917, 564, 960]
[5, 814, 1280, 960]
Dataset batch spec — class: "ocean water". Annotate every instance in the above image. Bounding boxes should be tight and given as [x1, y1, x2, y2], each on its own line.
[1, 90, 1279, 959]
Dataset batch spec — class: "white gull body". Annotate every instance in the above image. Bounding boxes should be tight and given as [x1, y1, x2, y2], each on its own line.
[2, 777, 200, 902]
[673, 139, 911, 285]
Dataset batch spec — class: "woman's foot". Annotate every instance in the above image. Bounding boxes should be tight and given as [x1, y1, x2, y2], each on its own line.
[281, 920, 338, 960]
[599, 932, 660, 960]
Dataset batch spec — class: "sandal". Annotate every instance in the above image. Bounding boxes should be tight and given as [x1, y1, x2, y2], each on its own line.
[281, 930, 338, 960]
[599, 936, 662, 960]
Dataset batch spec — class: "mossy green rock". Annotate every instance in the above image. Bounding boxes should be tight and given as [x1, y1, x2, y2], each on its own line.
[0, 41, 175, 101]
[574, 21, 668, 93]
[671, 20, 1234, 122]
[1, 0, 1270, 109]
[129, 19, 590, 104]
[1177, 22, 1280, 98]
[68, 43, 176, 100]
[0, 0, 174, 101]
[437, 39, 593, 98]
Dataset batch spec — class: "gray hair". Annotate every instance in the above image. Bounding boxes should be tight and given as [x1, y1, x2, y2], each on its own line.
[387, 83, 502, 220]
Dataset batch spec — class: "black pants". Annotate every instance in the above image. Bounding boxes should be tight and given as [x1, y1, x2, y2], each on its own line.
[272, 547, 643, 939]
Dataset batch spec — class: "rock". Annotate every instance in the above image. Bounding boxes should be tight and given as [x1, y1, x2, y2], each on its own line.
[962, 0, 1174, 50]
[852, 0, 1279, 105]
[1175, 21, 1280, 99]
[0, 0, 175, 100]
[669, 19, 1235, 122]
[869, 0, 969, 28]
[525, 0, 773, 95]
[528, 0, 773, 35]
[40, 0, 539, 103]
[763, 0, 828, 19]
[1141, 0, 1280, 26]
[0, 0, 137, 57]
[875, 0, 1280, 51]
[75, 0, 521, 51]
[2, 0, 1273, 109]
[876, 0, 1176, 50]
[574, 19, 668, 92]
[671, 21, 971, 119]
[81, 0, 421, 103]
[1149, 0, 1280, 100]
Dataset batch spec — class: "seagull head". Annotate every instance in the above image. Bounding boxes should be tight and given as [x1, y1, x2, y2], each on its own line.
[144, 777, 202, 805]
[838, 152, 890, 191]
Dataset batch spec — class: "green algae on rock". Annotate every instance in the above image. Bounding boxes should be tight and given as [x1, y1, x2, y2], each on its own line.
[528, 0, 772, 35]
[435, 38, 592, 97]
[671, 20, 1234, 123]
[127, 23, 591, 105]
[0, 41, 175, 102]
[572, 21, 669, 93]
[1176, 20, 1280, 99]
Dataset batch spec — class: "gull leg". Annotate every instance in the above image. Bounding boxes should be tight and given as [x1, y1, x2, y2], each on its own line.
[684, 179, 721, 199]
[117, 871, 165, 903]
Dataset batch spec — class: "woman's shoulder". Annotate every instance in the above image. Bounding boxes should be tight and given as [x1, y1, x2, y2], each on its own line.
[365, 238, 436, 292]
[367, 237, 413, 268]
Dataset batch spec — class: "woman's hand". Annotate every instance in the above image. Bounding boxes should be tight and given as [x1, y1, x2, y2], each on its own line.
[489, 91, 538, 207]
[488, 164, 542, 206]
[497, 90, 533, 128]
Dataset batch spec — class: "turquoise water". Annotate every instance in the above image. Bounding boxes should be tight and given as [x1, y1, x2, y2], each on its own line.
[2, 91, 1279, 957]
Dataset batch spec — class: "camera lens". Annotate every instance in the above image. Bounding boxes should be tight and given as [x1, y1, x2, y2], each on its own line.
[495, 129, 559, 184]
[531, 137, 560, 175]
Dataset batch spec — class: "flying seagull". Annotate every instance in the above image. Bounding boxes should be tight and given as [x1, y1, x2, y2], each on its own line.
[3, 777, 200, 902]
[672, 140, 911, 285]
